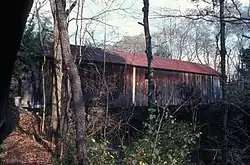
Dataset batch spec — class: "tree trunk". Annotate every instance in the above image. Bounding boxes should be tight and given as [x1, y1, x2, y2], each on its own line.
[50, 1, 64, 162]
[142, 0, 154, 110]
[60, 74, 71, 162]
[50, 0, 88, 164]
[41, 56, 46, 133]
[219, 0, 228, 164]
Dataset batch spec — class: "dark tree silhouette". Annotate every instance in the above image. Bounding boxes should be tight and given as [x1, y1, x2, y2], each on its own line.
[141, 0, 154, 110]
[0, 0, 34, 144]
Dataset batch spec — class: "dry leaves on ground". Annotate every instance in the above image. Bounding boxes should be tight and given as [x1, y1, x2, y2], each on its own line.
[0, 112, 53, 165]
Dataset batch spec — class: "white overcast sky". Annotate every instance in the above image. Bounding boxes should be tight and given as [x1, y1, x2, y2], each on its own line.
[37, 0, 250, 44]
[69, 0, 205, 43]
[83, 0, 197, 36]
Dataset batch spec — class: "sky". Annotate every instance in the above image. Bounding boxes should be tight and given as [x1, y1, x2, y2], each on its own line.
[90, 0, 197, 36]
[37, 0, 250, 45]
[67, 0, 205, 44]
[37, 0, 208, 44]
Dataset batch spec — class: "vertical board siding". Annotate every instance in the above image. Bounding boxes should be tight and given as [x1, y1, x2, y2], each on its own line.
[135, 67, 148, 106]
[79, 62, 131, 108]
[78, 62, 219, 107]
[122, 65, 133, 108]
[134, 67, 218, 106]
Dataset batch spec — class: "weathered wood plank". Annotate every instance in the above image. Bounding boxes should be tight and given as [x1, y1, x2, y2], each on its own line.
[77, 61, 219, 108]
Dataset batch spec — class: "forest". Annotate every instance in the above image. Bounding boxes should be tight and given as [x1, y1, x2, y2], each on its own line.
[0, 0, 250, 165]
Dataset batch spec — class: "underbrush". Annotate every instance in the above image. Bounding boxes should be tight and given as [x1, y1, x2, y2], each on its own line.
[61, 108, 199, 165]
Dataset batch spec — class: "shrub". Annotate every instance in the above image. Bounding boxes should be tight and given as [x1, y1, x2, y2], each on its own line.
[122, 112, 200, 165]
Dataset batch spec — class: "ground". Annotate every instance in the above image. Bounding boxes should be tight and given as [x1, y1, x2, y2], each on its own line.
[0, 111, 53, 165]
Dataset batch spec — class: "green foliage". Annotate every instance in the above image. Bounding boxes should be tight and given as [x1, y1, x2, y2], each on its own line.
[122, 110, 199, 165]
[57, 108, 199, 165]
[58, 138, 77, 165]
[10, 15, 52, 97]
[87, 138, 117, 165]
[60, 136, 117, 165]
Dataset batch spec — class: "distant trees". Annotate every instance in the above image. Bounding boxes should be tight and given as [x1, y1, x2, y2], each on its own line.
[112, 34, 145, 53]
[113, 1, 249, 73]
[11, 8, 53, 101]
[152, 18, 218, 63]
[114, 17, 221, 67]
[11, 17, 44, 99]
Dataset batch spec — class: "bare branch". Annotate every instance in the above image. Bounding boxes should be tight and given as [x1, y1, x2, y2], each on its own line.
[69, 17, 116, 28]
[242, 35, 250, 39]
[151, 13, 250, 28]
[138, 22, 144, 26]
[66, 0, 77, 16]
[230, 0, 242, 18]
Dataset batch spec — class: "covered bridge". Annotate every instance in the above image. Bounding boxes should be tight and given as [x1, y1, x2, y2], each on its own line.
[71, 45, 220, 108]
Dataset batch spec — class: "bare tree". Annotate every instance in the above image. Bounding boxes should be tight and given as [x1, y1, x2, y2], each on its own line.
[112, 34, 146, 53]
[49, 0, 64, 162]
[219, 0, 228, 164]
[49, 0, 88, 164]
[140, 0, 154, 110]
[34, 1, 48, 134]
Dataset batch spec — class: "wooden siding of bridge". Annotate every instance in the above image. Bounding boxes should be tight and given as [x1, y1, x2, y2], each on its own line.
[78, 62, 220, 108]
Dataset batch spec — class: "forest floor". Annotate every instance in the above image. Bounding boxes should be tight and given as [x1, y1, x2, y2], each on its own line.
[0, 111, 53, 165]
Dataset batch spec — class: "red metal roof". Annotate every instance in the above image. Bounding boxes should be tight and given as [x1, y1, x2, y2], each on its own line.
[71, 45, 220, 76]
